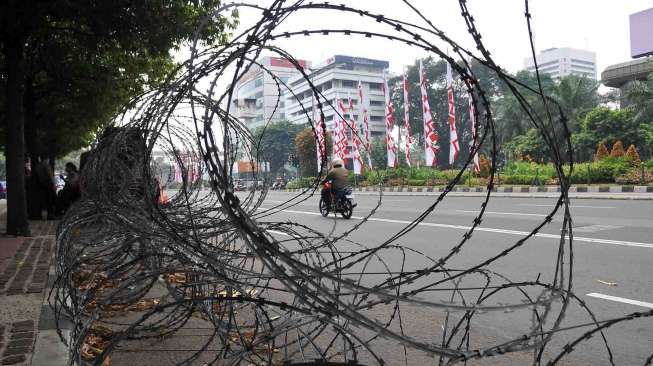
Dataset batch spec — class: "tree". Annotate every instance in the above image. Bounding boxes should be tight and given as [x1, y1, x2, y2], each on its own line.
[295, 128, 333, 177]
[626, 71, 653, 123]
[572, 107, 646, 161]
[504, 128, 550, 163]
[610, 140, 625, 158]
[0, 0, 237, 235]
[369, 137, 388, 170]
[552, 75, 600, 132]
[252, 120, 304, 176]
[595, 141, 609, 161]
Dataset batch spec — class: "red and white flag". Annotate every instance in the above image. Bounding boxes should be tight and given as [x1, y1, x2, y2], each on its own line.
[174, 165, 183, 183]
[447, 61, 459, 165]
[315, 111, 327, 173]
[336, 94, 349, 164]
[467, 84, 480, 174]
[383, 76, 398, 168]
[357, 80, 372, 169]
[420, 60, 438, 167]
[403, 72, 412, 166]
[349, 96, 364, 174]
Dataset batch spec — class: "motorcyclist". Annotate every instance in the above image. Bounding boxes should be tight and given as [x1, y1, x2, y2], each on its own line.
[323, 159, 348, 201]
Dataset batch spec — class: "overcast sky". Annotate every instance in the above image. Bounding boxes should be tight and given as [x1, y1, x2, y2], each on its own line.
[195, 0, 653, 80]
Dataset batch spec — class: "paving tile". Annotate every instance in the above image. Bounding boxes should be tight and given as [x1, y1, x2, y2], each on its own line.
[1, 348, 29, 357]
[7, 339, 32, 349]
[1, 355, 26, 365]
[8, 332, 33, 341]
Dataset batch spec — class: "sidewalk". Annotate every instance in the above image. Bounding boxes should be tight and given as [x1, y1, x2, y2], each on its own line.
[284, 185, 653, 200]
[0, 203, 65, 366]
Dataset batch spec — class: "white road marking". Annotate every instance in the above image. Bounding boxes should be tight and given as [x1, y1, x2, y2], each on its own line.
[266, 229, 290, 236]
[257, 207, 653, 249]
[574, 224, 623, 233]
[587, 293, 653, 309]
[456, 210, 547, 217]
[518, 204, 616, 209]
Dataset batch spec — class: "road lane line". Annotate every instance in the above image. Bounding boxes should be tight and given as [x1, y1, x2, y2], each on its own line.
[456, 210, 547, 217]
[518, 204, 616, 209]
[587, 293, 653, 309]
[257, 207, 653, 249]
[266, 229, 290, 236]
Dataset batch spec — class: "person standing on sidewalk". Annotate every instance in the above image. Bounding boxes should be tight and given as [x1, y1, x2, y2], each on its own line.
[34, 156, 56, 220]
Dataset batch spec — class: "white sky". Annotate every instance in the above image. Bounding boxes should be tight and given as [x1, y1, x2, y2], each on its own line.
[189, 0, 653, 81]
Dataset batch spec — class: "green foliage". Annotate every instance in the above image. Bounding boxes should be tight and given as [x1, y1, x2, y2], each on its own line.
[369, 137, 388, 170]
[502, 174, 537, 185]
[504, 128, 550, 162]
[626, 71, 653, 124]
[502, 161, 557, 180]
[567, 157, 630, 184]
[286, 176, 318, 189]
[252, 120, 303, 175]
[294, 128, 333, 178]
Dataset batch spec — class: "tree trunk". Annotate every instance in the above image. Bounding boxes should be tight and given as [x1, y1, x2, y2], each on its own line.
[3, 38, 31, 235]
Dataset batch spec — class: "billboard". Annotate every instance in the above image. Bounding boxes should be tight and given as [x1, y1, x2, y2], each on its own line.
[630, 8, 653, 58]
[325, 55, 389, 69]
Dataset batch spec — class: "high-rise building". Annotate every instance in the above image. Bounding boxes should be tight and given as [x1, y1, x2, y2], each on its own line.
[523, 47, 597, 79]
[231, 56, 311, 130]
[284, 55, 390, 139]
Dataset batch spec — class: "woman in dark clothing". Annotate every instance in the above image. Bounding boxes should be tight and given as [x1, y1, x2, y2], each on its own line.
[56, 162, 81, 215]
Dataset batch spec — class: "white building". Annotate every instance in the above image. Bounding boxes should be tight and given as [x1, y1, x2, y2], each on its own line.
[231, 56, 311, 130]
[523, 47, 597, 79]
[284, 55, 390, 139]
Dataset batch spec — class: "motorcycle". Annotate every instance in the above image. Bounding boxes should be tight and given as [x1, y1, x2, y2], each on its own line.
[319, 181, 356, 219]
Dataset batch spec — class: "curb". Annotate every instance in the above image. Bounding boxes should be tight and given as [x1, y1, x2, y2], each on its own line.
[282, 185, 653, 200]
[31, 237, 71, 366]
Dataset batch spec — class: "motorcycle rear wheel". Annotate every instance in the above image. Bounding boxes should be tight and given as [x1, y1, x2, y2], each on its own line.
[319, 197, 330, 217]
[340, 199, 353, 219]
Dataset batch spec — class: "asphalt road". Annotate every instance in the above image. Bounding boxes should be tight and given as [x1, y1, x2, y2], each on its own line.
[245, 191, 653, 365]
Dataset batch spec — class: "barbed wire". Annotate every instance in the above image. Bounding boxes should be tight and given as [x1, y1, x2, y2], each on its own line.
[49, 1, 651, 365]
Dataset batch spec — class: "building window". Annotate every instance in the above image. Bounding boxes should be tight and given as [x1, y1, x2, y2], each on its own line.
[255, 91, 263, 98]
[341, 80, 356, 88]
[369, 100, 384, 106]
[370, 115, 383, 121]
[369, 82, 382, 91]
[318, 81, 332, 91]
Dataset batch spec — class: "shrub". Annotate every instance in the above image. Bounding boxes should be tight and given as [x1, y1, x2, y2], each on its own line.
[595, 141, 609, 161]
[286, 177, 317, 189]
[610, 140, 625, 158]
[625, 144, 641, 166]
[502, 174, 536, 185]
[568, 158, 630, 184]
[615, 168, 653, 185]
[386, 178, 404, 186]
[406, 179, 426, 186]
[647, 159, 653, 171]
[478, 154, 491, 177]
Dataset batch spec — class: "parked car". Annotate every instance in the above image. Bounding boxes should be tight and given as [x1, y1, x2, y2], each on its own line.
[0, 180, 5, 199]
